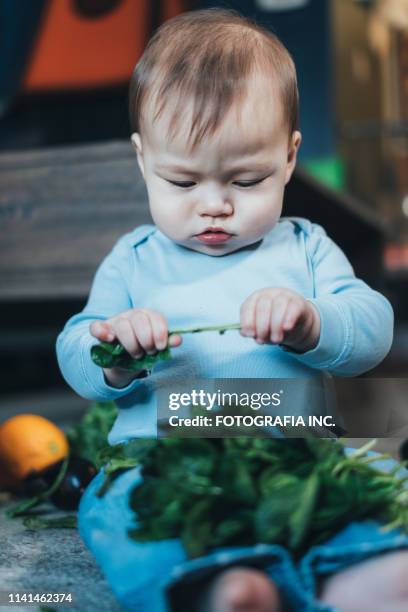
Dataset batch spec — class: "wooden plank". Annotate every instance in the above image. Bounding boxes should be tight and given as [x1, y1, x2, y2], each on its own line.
[0, 141, 152, 300]
[0, 388, 89, 428]
[0, 140, 133, 170]
[292, 167, 386, 233]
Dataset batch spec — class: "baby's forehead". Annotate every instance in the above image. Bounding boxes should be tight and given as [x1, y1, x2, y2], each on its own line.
[142, 74, 285, 154]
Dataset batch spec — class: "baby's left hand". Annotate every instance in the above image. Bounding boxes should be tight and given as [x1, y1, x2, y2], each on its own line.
[240, 288, 321, 353]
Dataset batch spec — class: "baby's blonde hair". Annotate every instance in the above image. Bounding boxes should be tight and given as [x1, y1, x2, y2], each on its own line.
[129, 8, 299, 150]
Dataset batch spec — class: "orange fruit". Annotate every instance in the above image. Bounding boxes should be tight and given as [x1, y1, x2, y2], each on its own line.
[0, 414, 69, 483]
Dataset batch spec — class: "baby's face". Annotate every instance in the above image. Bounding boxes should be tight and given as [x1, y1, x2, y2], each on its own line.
[132, 75, 301, 256]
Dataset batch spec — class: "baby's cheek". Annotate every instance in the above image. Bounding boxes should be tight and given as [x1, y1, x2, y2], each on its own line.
[151, 204, 187, 240]
[245, 203, 281, 236]
[242, 188, 279, 213]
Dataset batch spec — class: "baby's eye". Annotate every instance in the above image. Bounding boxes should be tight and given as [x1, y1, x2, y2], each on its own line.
[167, 180, 196, 188]
[233, 178, 266, 188]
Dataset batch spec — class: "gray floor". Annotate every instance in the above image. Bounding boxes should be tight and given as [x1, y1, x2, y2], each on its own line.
[0, 499, 123, 612]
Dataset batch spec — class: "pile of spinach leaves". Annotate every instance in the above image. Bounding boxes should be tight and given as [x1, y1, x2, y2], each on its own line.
[122, 437, 408, 559]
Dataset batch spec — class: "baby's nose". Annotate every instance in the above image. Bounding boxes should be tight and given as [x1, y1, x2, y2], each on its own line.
[198, 189, 233, 216]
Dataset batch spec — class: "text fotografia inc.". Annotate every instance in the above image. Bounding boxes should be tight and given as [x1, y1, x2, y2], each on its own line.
[167, 414, 336, 428]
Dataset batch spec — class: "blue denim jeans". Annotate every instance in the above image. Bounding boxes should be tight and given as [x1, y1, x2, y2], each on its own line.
[77, 449, 408, 612]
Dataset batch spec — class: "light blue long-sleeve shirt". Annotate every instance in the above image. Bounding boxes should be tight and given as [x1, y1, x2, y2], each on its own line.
[56, 217, 394, 443]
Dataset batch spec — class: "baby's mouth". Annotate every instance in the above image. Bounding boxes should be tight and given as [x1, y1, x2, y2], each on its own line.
[195, 227, 233, 245]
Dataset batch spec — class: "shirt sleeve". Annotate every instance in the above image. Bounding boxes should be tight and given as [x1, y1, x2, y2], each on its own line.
[286, 223, 394, 376]
[55, 235, 144, 401]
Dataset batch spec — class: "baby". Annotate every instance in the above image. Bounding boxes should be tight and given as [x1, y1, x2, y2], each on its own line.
[57, 8, 408, 612]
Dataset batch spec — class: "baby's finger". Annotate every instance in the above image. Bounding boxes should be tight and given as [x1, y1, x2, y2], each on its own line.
[114, 317, 144, 358]
[282, 300, 303, 332]
[269, 295, 290, 343]
[90, 320, 115, 342]
[255, 295, 273, 342]
[148, 311, 170, 351]
[168, 334, 182, 348]
[240, 292, 259, 337]
[130, 310, 156, 354]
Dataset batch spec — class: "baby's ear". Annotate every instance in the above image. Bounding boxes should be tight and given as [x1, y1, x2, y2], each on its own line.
[131, 132, 145, 178]
[285, 131, 302, 185]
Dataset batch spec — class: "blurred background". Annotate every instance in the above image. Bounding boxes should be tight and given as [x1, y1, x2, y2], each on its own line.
[0, 0, 407, 450]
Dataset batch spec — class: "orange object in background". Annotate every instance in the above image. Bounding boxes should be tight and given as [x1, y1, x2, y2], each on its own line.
[384, 243, 408, 272]
[0, 414, 69, 483]
[23, 0, 186, 92]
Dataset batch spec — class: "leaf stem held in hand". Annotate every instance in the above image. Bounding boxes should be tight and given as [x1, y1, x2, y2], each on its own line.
[170, 322, 241, 335]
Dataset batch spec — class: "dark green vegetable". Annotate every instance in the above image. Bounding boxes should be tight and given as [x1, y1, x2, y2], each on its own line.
[23, 515, 77, 529]
[91, 343, 171, 371]
[116, 438, 408, 559]
[66, 401, 118, 469]
[95, 439, 156, 497]
[49, 457, 97, 510]
[91, 323, 241, 371]
[6, 457, 69, 518]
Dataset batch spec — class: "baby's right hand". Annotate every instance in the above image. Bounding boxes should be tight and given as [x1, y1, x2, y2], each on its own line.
[89, 309, 182, 387]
